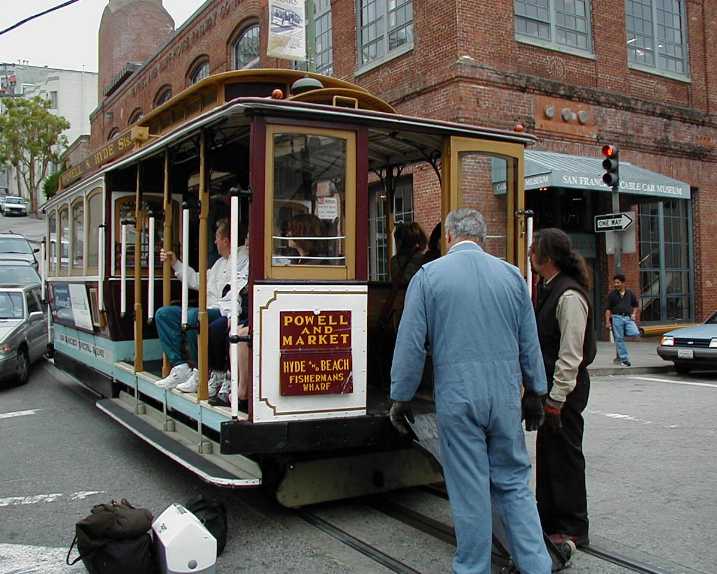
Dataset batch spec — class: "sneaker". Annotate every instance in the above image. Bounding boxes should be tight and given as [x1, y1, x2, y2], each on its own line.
[612, 357, 622, 365]
[176, 369, 199, 393]
[217, 373, 231, 398]
[156, 363, 193, 389]
[621, 361, 632, 367]
[208, 371, 226, 398]
[208, 393, 230, 407]
[548, 533, 589, 549]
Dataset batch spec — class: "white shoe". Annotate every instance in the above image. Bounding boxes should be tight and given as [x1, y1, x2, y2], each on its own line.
[156, 363, 192, 389]
[176, 369, 199, 393]
[217, 371, 231, 398]
[208, 371, 226, 398]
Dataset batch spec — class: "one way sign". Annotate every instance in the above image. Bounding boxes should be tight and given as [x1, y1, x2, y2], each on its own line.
[594, 212, 633, 232]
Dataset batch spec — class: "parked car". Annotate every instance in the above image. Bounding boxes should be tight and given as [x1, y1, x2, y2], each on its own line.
[0, 233, 39, 270]
[1, 196, 29, 216]
[0, 284, 47, 384]
[0, 260, 41, 287]
[657, 312, 717, 374]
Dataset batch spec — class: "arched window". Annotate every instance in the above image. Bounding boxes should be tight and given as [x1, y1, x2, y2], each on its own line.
[107, 128, 119, 141]
[59, 206, 69, 275]
[128, 108, 143, 125]
[48, 211, 57, 274]
[86, 189, 103, 274]
[71, 198, 84, 274]
[188, 58, 210, 85]
[232, 24, 260, 69]
[153, 85, 173, 108]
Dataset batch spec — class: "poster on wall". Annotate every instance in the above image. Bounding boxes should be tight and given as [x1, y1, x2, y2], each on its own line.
[50, 283, 74, 323]
[69, 284, 94, 331]
[267, 0, 306, 61]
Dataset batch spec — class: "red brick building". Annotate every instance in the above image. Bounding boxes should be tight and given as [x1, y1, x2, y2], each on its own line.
[89, 0, 716, 332]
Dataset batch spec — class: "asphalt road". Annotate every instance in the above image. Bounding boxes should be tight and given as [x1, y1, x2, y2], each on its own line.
[0, 212, 45, 245]
[1, 362, 715, 573]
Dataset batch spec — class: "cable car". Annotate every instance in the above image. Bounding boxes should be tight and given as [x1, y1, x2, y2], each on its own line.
[41, 70, 534, 506]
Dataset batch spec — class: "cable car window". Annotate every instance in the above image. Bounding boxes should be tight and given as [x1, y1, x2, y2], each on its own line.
[59, 207, 69, 274]
[48, 211, 57, 274]
[71, 199, 84, 273]
[271, 133, 347, 268]
[87, 189, 102, 273]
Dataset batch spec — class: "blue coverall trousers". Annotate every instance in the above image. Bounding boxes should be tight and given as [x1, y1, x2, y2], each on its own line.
[439, 388, 552, 574]
[154, 305, 221, 366]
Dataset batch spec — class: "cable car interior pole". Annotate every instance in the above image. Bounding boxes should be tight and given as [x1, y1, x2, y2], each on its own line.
[120, 220, 127, 317]
[98, 224, 105, 312]
[197, 131, 209, 402]
[229, 187, 240, 419]
[181, 203, 189, 330]
[526, 210, 534, 298]
[147, 211, 155, 323]
[134, 164, 144, 373]
[162, 151, 172, 377]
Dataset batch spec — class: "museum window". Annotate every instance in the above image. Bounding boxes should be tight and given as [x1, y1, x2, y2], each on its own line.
[233, 23, 260, 69]
[626, 0, 688, 77]
[188, 58, 210, 85]
[638, 199, 691, 323]
[153, 85, 173, 108]
[357, 0, 414, 69]
[514, 0, 593, 53]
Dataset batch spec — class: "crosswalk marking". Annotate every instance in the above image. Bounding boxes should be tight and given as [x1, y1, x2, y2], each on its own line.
[0, 490, 104, 508]
[0, 409, 40, 420]
[627, 376, 717, 389]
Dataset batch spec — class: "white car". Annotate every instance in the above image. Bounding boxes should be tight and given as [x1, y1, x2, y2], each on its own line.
[1, 196, 29, 216]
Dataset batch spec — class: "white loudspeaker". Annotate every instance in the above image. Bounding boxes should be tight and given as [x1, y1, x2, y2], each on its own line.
[152, 503, 217, 574]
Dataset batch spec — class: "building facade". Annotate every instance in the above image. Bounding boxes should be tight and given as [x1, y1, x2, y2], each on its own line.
[0, 63, 98, 203]
[86, 0, 716, 332]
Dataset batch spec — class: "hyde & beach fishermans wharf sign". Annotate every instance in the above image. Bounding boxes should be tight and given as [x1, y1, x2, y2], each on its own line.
[279, 310, 353, 396]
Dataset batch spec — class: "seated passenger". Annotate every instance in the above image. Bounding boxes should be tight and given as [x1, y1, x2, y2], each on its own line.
[275, 213, 324, 265]
[155, 218, 248, 390]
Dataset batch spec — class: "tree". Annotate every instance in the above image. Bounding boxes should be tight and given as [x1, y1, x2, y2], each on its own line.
[43, 171, 62, 201]
[0, 96, 69, 214]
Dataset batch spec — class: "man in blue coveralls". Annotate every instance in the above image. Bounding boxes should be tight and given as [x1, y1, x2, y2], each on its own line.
[390, 208, 551, 573]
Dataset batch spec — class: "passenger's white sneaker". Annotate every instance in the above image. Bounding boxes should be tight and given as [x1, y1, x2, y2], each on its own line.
[208, 370, 226, 398]
[176, 369, 199, 393]
[156, 363, 192, 389]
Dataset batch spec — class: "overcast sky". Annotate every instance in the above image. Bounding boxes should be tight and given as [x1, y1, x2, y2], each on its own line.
[0, 1, 204, 72]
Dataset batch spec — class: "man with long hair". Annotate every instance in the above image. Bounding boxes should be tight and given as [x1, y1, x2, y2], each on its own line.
[390, 208, 551, 573]
[530, 228, 597, 549]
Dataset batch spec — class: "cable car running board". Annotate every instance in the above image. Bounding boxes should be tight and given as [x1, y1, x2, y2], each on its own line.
[97, 398, 261, 488]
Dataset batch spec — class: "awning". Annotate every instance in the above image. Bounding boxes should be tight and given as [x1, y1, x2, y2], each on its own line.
[524, 151, 691, 199]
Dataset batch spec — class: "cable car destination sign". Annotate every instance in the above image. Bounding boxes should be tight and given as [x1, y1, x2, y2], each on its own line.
[279, 310, 353, 396]
[594, 212, 633, 233]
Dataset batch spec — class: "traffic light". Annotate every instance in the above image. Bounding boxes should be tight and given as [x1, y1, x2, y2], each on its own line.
[602, 144, 620, 187]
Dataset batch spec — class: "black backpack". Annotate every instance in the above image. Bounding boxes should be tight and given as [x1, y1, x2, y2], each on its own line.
[66, 499, 155, 574]
[185, 494, 228, 556]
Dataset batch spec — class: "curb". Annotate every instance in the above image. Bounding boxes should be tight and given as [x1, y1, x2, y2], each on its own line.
[590, 365, 674, 377]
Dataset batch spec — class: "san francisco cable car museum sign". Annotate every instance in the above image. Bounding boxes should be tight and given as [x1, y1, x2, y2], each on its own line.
[279, 310, 353, 396]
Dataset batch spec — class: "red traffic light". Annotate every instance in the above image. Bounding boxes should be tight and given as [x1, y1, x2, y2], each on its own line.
[602, 144, 618, 158]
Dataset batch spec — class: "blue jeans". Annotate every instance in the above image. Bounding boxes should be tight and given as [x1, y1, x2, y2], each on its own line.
[154, 305, 221, 366]
[612, 315, 640, 362]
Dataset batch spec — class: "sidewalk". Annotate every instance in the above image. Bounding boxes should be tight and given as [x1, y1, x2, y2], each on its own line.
[591, 339, 673, 376]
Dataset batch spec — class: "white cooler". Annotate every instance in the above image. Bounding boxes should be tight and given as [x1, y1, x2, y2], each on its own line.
[152, 503, 217, 574]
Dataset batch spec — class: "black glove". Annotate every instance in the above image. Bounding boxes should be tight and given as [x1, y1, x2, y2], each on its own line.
[543, 397, 563, 432]
[522, 392, 545, 432]
[389, 400, 415, 435]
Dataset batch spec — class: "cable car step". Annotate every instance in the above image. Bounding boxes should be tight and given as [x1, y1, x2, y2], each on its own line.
[96, 398, 262, 488]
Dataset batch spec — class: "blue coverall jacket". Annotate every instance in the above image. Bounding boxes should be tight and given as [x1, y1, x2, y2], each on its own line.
[391, 241, 551, 574]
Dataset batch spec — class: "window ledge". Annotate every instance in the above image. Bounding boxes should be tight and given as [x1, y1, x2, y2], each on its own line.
[628, 63, 691, 84]
[354, 43, 414, 77]
[516, 36, 596, 61]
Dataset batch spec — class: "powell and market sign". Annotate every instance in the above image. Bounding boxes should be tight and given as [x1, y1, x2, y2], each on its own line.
[493, 168, 690, 200]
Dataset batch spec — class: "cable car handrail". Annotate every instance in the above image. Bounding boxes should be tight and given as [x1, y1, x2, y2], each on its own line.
[272, 235, 346, 240]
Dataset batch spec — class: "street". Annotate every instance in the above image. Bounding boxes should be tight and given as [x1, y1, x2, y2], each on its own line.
[0, 212, 45, 245]
[1, 362, 715, 573]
